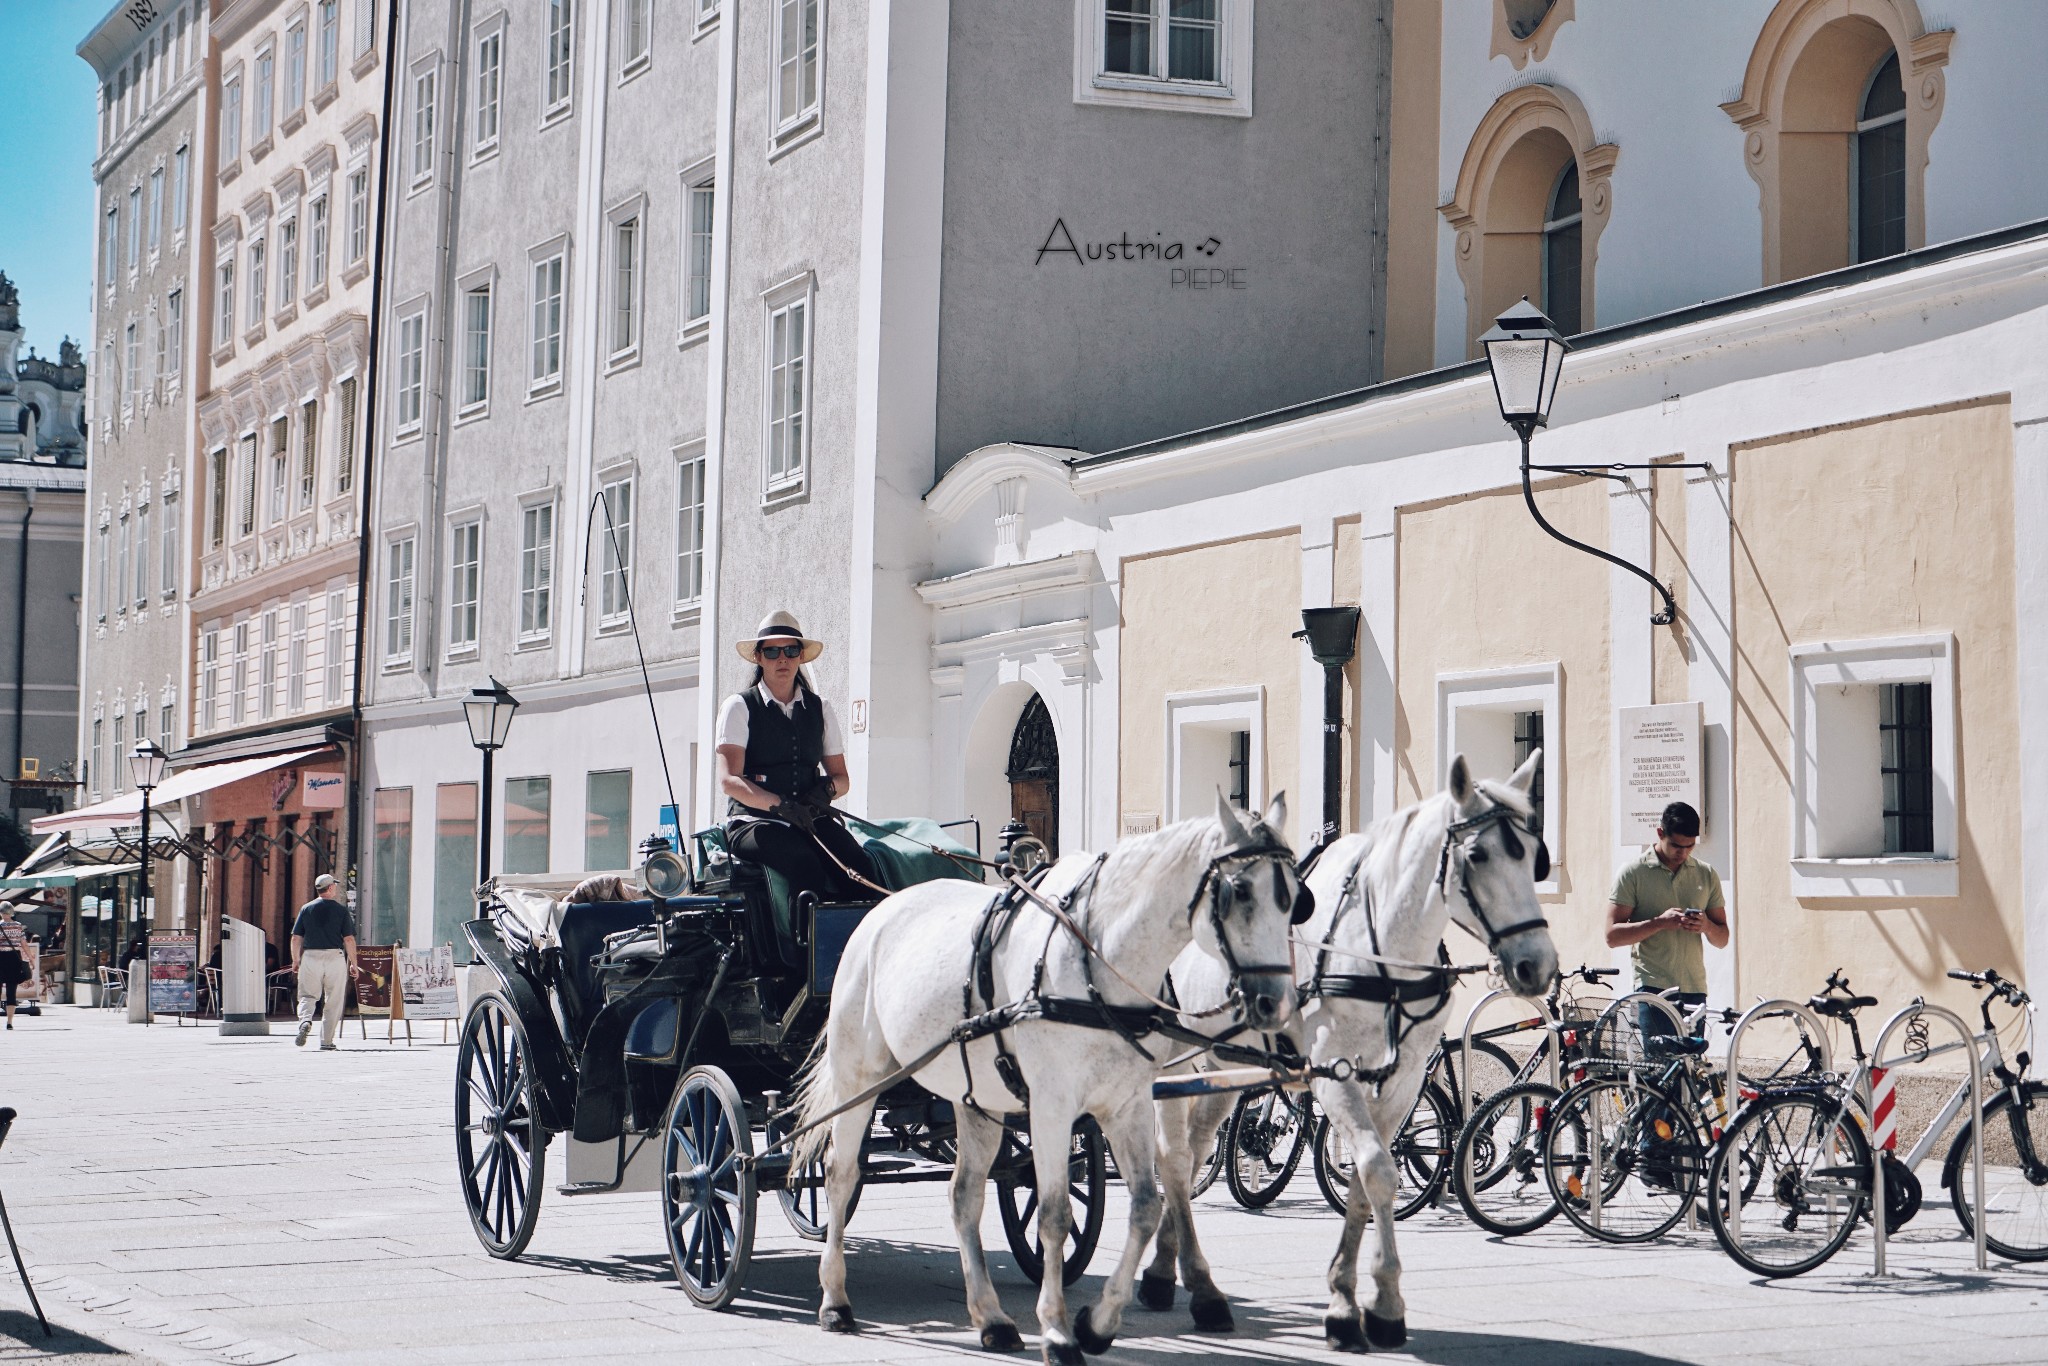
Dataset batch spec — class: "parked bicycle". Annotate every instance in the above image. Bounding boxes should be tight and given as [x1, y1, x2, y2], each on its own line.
[1706, 967, 2047, 1277]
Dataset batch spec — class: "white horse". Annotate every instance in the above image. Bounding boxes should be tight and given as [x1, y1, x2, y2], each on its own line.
[793, 794, 1303, 1365]
[1146, 753, 1558, 1351]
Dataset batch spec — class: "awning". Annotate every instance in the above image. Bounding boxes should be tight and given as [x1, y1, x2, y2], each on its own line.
[0, 862, 142, 889]
[31, 746, 335, 833]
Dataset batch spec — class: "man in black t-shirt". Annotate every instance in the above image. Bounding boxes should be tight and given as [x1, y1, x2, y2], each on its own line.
[291, 874, 359, 1050]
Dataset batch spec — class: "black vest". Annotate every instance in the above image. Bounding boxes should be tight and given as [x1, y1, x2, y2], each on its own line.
[731, 687, 826, 815]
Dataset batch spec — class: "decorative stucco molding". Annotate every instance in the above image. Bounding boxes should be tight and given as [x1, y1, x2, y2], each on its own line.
[1491, 0, 1574, 69]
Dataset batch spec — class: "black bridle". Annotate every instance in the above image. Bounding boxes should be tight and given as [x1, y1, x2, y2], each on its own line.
[1435, 802, 1551, 950]
[1184, 838, 1310, 986]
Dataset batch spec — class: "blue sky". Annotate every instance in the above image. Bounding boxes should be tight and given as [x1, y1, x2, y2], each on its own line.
[0, 1, 111, 354]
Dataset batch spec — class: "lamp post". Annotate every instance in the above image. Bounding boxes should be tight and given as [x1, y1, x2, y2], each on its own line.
[1481, 297, 1680, 626]
[128, 739, 168, 1024]
[463, 677, 520, 895]
[1293, 606, 1362, 847]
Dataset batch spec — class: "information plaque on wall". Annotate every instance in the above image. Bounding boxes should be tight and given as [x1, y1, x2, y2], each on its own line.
[1618, 702, 1703, 846]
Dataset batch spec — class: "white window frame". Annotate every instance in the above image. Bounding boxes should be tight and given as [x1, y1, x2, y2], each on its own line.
[245, 234, 267, 333]
[306, 190, 330, 293]
[317, 0, 340, 91]
[1788, 634, 1958, 898]
[606, 196, 646, 368]
[345, 162, 371, 265]
[221, 70, 244, 165]
[268, 414, 291, 526]
[298, 397, 320, 509]
[252, 42, 276, 150]
[161, 488, 180, 600]
[173, 144, 191, 236]
[673, 445, 705, 612]
[325, 586, 349, 704]
[289, 598, 309, 709]
[446, 513, 483, 657]
[456, 264, 496, 417]
[595, 468, 634, 627]
[679, 159, 715, 343]
[215, 255, 236, 350]
[164, 288, 183, 385]
[1436, 663, 1562, 892]
[619, 0, 653, 80]
[472, 16, 504, 160]
[354, 0, 376, 58]
[518, 493, 557, 645]
[761, 272, 813, 500]
[276, 213, 299, 313]
[394, 302, 428, 435]
[384, 532, 418, 667]
[410, 57, 440, 190]
[770, 0, 824, 152]
[696, 0, 720, 36]
[1073, 0, 1253, 118]
[285, 17, 308, 117]
[543, 0, 576, 122]
[527, 236, 569, 396]
[126, 185, 142, 274]
[1164, 686, 1263, 823]
[147, 167, 164, 258]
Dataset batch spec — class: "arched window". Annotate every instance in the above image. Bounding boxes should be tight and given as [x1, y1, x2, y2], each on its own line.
[1854, 51, 1906, 262]
[1543, 163, 1582, 334]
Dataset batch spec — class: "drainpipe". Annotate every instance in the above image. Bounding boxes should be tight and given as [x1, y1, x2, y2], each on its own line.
[346, 0, 407, 889]
[13, 488, 31, 789]
[1295, 606, 1362, 845]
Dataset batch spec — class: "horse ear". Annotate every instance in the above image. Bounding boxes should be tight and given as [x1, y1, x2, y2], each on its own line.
[1509, 747, 1542, 794]
[1264, 790, 1287, 836]
[1446, 753, 1474, 806]
[1214, 788, 1248, 846]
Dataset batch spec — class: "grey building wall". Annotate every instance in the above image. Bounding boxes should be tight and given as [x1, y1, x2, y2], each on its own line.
[0, 467, 87, 813]
[932, 0, 1390, 473]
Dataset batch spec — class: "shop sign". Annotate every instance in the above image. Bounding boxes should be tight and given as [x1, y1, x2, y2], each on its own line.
[1618, 702, 1703, 845]
[148, 932, 197, 1014]
[396, 946, 458, 1020]
[302, 770, 347, 809]
[356, 945, 397, 1015]
[1034, 218, 1244, 290]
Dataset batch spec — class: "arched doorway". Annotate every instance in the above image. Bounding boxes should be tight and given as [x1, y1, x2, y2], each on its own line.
[1006, 694, 1059, 857]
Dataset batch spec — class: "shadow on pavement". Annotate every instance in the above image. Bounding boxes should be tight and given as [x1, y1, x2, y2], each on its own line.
[518, 1251, 674, 1283]
[0, 1309, 131, 1361]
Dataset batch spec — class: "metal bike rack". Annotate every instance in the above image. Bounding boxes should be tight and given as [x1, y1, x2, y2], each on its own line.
[1459, 988, 1560, 1116]
[1721, 1000, 1836, 1256]
[1870, 1003, 1987, 1276]
[1581, 992, 1695, 1232]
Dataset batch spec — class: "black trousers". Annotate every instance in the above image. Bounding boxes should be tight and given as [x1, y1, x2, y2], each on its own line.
[728, 816, 879, 903]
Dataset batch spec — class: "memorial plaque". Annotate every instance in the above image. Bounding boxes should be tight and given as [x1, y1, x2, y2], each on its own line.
[1618, 702, 1703, 846]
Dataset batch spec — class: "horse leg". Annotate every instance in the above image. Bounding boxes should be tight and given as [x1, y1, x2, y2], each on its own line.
[1072, 1098, 1163, 1356]
[1172, 1092, 1236, 1331]
[951, 1106, 1022, 1352]
[817, 1102, 875, 1333]
[1028, 1107, 1082, 1366]
[1140, 1096, 1191, 1312]
[1322, 1114, 1405, 1353]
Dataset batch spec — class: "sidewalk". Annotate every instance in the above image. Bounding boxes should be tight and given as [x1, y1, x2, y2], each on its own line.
[2, 1007, 2045, 1364]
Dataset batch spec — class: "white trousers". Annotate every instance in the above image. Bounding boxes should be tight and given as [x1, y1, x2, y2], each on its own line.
[296, 949, 348, 1045]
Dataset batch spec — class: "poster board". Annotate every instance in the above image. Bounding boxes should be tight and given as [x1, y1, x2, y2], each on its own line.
[355, 945, 397, 1016]
[396, 945, 458, 1020]
[148, 933, 198, 1015]
[1618, 701, 1704, 846]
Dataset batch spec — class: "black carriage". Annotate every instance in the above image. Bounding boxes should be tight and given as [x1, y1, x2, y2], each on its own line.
[454, 822, 1109, 1308]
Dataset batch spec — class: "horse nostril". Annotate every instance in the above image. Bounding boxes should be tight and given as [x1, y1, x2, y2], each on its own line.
[1252, 993, 1280, 1023]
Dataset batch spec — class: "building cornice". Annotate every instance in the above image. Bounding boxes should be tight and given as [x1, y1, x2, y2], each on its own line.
[923, 442, 1081, 524]
[915, 550, 1098, 611]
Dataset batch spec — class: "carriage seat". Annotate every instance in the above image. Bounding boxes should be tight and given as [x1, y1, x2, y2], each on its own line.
[556, 900, 660, 1034]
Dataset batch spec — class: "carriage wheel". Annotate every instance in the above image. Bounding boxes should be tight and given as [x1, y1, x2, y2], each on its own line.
[455, 996, 549, 1259]
[663, 1066, 757, 1308]
[767, 1114, 862, 1242]
[994, 1119, 1107, 1286]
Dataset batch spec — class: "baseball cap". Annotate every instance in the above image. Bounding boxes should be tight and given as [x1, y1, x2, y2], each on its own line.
[314, 874, 339, 891]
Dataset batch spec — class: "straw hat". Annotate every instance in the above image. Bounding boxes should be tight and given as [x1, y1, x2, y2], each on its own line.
[736, 610, 824, 664]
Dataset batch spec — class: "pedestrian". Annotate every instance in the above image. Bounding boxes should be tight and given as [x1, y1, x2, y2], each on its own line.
[1604, 800, 1729, 1043]
[291, 874, 360, 1050]
[0, 905, 30, 1030]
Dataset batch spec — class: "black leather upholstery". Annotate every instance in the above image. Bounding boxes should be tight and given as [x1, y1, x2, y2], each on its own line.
[556, 901, 659, 1039]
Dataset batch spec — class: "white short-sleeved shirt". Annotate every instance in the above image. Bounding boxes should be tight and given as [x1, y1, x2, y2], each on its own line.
[715, 683, 845, 760]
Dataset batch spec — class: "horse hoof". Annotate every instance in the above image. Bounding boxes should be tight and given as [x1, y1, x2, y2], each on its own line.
[1365, 1312, 1407, 1349]
[980, 1323, 1024, 1353]
[1324, 1314, 1368, 1353]
[1136, 1271, 1176, 1312]
[1073, 1307, 1114, 1356]
[1041, 1340, 1086, 1366]
[819, 1305, 857, 1334]
[1189, 1295, 1235, 1332]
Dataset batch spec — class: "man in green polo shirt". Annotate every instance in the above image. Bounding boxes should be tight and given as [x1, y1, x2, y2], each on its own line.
[1605, 801, 1728, 1041]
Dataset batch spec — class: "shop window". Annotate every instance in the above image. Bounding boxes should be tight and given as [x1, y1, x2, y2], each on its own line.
[586, 769, 632, 871]
[373, 787, 413, 949]
[504, 776, 552, 873]
[433, 783, 476, 958]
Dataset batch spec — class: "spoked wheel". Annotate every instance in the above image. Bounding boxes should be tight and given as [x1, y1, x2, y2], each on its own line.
[1544, 1076, 1701, 1244]
[1225, 1087, 1310, 1208]
[1455, 1081, 1571, 1237]
[995, 1119, 1108, 1286]
[662, 1066, 757, 1308]
[1191, 1109, 1228, 1199]
[1313, 1114, 1352, 1213]
[455, 996, 549, 1258]
[1390, 1081, 1457, 1219]
[767, 1112, 862, 1243]
[1946, 1080, 2048, 1261]
[1706, 1091, 1870, 1278]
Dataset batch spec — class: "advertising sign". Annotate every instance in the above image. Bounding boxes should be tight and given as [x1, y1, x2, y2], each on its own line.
[1618, 702, 1704, 846]
[302, 769, 348, 809]
[396, 945, 458, 1020]
[148, 932, 198, 1015]
[355, 945, 397, 1015]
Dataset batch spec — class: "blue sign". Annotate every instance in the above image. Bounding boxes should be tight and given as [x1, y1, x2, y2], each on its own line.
[656, 804, 681, 851]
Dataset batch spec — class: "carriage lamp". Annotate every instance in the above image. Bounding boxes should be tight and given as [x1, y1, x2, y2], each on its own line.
[640, 833, 691, 899]
[1481, 298, 1685, 626]
[129, 740, 169, 1025]
[465, 678, 520, 893]
[1293, 607, 1361, 845]
[997, 819, 1049, 879]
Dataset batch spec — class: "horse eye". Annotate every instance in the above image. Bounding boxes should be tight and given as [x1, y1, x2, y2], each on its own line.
[1468, 846, 1490, 864]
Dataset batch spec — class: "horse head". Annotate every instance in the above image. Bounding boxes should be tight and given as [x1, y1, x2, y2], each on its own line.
[1190, 790, 1302, 1033]
[1441, 750, 1559, 998]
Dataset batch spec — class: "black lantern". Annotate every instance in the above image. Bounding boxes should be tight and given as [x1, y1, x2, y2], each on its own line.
[130, 740, 168, 1024]
[465, 678, 519, 892]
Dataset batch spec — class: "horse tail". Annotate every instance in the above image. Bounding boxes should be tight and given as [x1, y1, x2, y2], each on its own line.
[788, 1029, 839, 1171]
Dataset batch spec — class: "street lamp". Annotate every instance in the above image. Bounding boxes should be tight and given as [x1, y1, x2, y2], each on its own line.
[1481, 297, 1680, 626]
[128, 739, 168, 1024]
[463, 677, 520, 893]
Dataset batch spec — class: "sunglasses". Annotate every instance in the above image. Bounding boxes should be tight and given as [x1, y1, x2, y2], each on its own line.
[756, 643, 805, 661]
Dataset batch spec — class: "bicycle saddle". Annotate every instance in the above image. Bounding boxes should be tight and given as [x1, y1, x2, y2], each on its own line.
[1810, 994, 1878, 1017]
[1645, 1034, 1710, 1057]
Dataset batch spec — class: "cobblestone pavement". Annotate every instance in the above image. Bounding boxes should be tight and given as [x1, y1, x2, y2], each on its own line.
[4, 1007, 2048, 1365]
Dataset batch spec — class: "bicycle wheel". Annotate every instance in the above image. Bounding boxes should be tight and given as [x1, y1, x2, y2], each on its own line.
[1544, 1076, 1700, 1243]
[1390, 1081, 1456, 1218]
[1455, 1081, 1571, 1236]
[1190, 1111, 1228, 1199]
[1224, 1088, 1309, 1209]
[1946, 1080, 2048, 1261]
[1706, 1091, 1870, 1278]
[1436, 1039, 1519, 1124]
